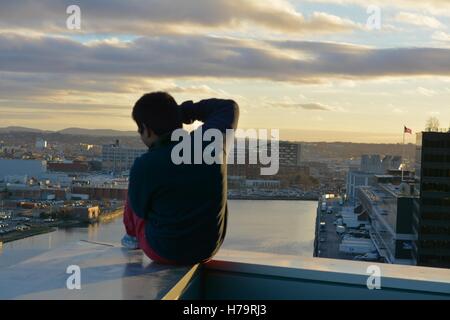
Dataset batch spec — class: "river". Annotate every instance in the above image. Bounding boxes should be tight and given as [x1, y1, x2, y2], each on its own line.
[0, 200, 317, 267]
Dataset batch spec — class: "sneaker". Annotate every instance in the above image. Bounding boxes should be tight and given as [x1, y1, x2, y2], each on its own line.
[121, 234, 139, 249]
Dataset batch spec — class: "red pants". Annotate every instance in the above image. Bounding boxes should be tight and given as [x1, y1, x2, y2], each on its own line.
[123, 198, 175, 264]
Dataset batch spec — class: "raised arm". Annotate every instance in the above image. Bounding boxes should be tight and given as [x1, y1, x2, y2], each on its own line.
[180, 98, 240, 132]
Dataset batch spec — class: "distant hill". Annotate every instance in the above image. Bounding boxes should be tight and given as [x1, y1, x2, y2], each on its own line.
[0, 126, 136, 137]
[57, 127, 136, 137]
[0, 126, 48, 133]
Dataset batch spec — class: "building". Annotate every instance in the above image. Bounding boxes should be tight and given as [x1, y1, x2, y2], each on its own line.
[361, 155, 382, 173]
[278, 141, 302, 167]
[413, 131, 450, 268]
[346, 171, 375, 202]
[227, 176, 246, 189]
[360, 154, 402, 174]
[356, 177, 418, 265]
[70, 206, 100, 222]
[56, 205, 100, 222]
[227, 138, 303, 180]
[3, 184, 41, 200]
[346, 154, 403, 202]
[47, 161, 90, 173]
[229, 139, 302, 168]
[39, 173, 75, 188]
[382, 155, 402, 172]
[71, 185, 127, 201]
[3, 183, 69, 201]
[101, 141, 146, 172]
[0, 159, 47, 180]
[35, 138, 47, 150]
[245, 179, 281, 190]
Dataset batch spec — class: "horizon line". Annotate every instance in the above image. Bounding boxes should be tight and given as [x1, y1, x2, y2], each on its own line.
[0, 125, 424, 144]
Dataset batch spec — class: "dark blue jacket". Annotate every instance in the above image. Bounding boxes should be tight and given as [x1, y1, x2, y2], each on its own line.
[128, 99, 239, 264]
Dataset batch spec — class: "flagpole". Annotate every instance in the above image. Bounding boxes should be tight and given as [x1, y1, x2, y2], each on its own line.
[402, 126, 405, 182]
[403, 127, 405, 145]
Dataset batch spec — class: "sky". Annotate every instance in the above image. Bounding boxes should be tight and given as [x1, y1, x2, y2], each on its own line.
[1, 0, 450, 143]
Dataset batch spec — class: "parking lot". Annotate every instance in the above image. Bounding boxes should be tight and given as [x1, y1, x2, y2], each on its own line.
[316, 208, 356, 261]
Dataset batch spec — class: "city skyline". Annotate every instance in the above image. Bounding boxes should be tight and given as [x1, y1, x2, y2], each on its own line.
[1, 1, 450, 143]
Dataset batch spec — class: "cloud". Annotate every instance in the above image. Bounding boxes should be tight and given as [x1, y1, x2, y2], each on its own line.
[432, 31, 450, 42]
[302, 0, 450, 16]
[0, 0, 359, 35]
[269, 102, 331, 110]
[298, 12, 360, 33]
[402, 86, 440, 96]
[297, 103, 331, 111]
[394, 12, 445, 29]
[2, 34, 450, 86]
[268, 101, 346, 111]
[163, 85, 227, 96]
[416, 87, 437, 96]
[268, 39, 450, 79]
[0, 71, 171, 105]
[0, 32, 448, 128]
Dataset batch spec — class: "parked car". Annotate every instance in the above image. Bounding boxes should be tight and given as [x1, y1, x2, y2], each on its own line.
[15, 225, 31, 231]
[336, 225, 346, 234]
[353, 252, 379, 261]
[348, 230, 369, 238]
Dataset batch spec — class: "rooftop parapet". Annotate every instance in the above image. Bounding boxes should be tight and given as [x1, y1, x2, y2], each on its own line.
[0, 242, 448, 300]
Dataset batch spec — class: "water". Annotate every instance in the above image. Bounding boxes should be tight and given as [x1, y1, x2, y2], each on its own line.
[0, 200, 317, 267]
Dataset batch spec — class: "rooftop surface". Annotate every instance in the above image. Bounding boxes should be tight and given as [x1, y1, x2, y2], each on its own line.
[0, 241, 192, 300]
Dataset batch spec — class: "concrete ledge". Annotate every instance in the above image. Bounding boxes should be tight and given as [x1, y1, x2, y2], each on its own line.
[199, 250, 450, 299]
[0, 241, 195, 300]
[1, 245, 448, 300]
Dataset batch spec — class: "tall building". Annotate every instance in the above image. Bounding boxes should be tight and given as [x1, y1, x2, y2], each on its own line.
[228, 138, 302, 167]
[227, 139, 304, 181]
[101, 140, 147, 172]
[413, 131, 450, 268]
[278, 141, 302, 167]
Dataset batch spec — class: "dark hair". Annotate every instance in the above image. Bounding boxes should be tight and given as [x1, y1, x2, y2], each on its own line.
[132, 92, 182, 136]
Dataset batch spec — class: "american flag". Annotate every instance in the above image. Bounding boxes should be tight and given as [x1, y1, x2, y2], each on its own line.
[404, 126, 412, 134]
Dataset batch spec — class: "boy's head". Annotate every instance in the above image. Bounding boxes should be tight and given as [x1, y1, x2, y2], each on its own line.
[132, 92, 182, 147]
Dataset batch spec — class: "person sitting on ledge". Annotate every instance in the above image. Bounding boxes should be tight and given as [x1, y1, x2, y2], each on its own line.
[122, 92, 239, 265]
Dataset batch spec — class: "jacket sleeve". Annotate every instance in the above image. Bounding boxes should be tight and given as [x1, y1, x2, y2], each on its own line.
[181, 99, 240, 132]
[127, 155, 155, 220]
